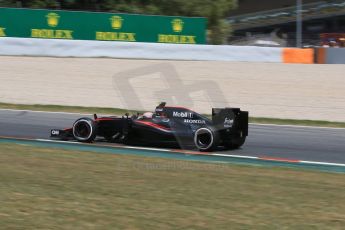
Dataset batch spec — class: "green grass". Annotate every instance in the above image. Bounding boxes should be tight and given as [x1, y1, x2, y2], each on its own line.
[1, 102, 345, 128]
[1, 143, 345, 229]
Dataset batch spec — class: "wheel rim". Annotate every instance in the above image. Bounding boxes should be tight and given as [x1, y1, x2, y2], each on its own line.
[194, 128, 213, 150]
[73, 120, 93, 141]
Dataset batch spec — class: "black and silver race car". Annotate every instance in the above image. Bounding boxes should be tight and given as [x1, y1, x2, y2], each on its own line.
[51, 102, 248, 151]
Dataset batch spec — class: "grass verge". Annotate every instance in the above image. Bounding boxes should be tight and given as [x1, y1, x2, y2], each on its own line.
[1, 143, 345, 229]
[1, 102, 345, 128]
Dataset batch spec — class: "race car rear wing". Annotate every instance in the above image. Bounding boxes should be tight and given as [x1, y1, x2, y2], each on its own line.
[212, 108, 248, 137]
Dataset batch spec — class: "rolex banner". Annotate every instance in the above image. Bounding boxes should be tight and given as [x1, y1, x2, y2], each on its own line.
[0, 8, 206, 44]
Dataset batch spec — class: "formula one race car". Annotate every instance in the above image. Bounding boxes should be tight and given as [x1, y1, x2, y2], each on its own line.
[51, 103, 248, 151]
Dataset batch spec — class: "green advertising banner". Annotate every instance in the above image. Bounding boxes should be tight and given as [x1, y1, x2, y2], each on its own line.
[0, 7, 206, 44]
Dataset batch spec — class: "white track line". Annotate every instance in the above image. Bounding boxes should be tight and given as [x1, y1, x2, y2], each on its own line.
[120, 146, 171, 152]
[214, 154, 345, 168]
[300, 160, 345, 167]
[212, 153, 258, 159]
[36, 138, 171, 152]
[36, 139, 81, 144]
[214, 153, 345, 167]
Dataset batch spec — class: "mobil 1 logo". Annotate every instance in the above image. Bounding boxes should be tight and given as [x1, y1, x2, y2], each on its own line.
[173, 111, 193, 118]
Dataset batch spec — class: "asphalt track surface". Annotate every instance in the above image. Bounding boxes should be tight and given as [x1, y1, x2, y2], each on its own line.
[0, 109, 345, 164]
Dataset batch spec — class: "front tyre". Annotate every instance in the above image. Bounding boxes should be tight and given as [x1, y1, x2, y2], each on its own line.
[72, 117, 97, 142]
[194, 127, 220, 152]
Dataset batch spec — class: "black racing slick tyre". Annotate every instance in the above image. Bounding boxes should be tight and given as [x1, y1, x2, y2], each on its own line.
[72, 117, 97, 143]
[193, 127, 220, 152]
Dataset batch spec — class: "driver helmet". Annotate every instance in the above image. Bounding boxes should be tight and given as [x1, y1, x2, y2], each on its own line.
[142, 112, 153, 119]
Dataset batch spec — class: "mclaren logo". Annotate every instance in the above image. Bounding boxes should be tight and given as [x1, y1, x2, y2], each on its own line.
[46, 13, 60, 27]
[110, 16, 123, 30]
[172, 19, 184, 32]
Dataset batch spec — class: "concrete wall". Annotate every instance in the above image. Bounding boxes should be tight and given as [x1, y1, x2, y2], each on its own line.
[325, 48, 345, 64]
[316, 47, 345, 64]
[0, 56, 344, 122]
[0, 37, 282, 62]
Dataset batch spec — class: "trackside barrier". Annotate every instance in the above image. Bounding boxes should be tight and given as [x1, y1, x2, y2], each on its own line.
[0, 7, 207, 44]
[282, 48, 315, 64]
[0, 37, 283, 62]
[1, 37, 344, 64]
[316, 47, 345, 64]
[316, 48, 327, 64]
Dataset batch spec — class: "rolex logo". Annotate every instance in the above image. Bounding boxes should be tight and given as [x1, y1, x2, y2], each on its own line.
[46, 13, 60, 27]
[172, 19, 184, 33]
[110, 16, 123, 30]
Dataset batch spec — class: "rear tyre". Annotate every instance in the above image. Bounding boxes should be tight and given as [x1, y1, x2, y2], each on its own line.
[194, 127, 220, 152]
[72, 117, 97, 143]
